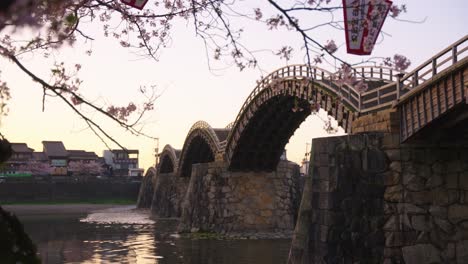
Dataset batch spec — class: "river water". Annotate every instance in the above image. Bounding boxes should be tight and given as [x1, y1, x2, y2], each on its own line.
[18, 205, 291, 264]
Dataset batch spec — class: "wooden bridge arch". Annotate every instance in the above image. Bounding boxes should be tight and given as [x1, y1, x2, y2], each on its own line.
[158, 144, 180, 174]
[177, 121, 225, 177]
[224, 65, 395, 171]
[155, 34, 468, 175]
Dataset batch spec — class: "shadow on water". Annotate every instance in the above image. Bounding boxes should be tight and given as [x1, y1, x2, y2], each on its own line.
[18, 209, 290, 264]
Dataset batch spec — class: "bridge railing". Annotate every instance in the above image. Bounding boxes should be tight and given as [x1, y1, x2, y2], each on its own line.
[352, 66, 396, 82]
[231, 65, 363, 132]
[186, 120, 223, 151]
[399, 35, 468, 96]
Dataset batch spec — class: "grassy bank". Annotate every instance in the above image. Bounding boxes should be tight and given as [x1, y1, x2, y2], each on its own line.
[1, 198, 136, 205]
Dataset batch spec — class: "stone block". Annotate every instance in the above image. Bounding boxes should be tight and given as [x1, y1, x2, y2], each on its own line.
[317, 166, 329, 180]
[397, 203, 426, 214]
[447, 160, 462, 173]
[456, 240, 468, 264]
[383, 216, 399, 231]
[382, 133, 400, 148]
[429, 206, 447, 218]
[319, 225, 329, 242]
[385, 231, 412, 247]
[403, 174, 427, 192]
[448, 205, 468, 224]
[446, 173, 459, 189]
[460, 174, 468, 190]
[442, 242, 456, 261]
[389, 161, 402, 173]
[434, 218, 454, 234]
[433, 189, 459, 206]
[317, 193, 334, 210]
[411, 215, 433, 231]
[416, 164, 432, 179]
[402, 244, 441, 264]
[432, 161, 446, 174]
[385, 149, 401, 161]
[382, 171, 400, 186]
[426, 174, 444, 188]
[384, 203, 396, 215]
[384, 185, 404, 203]
[405, 190, 433, 205]
[312, 179, 331, 192]
[383, 247, 402, 258]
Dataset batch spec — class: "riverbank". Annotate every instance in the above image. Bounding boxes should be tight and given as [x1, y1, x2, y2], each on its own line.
[0, 181, 140, 204]
[2, 203, 132, 216]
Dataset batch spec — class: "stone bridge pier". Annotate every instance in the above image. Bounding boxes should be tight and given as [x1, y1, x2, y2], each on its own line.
[144, 160, 303, 237]
[178, 160, 303, 236]
[289, 119, 468, 263]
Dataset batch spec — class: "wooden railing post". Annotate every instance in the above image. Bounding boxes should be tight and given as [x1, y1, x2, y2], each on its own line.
[396, 73, 404, 100]
[452, 46, 458, 64]
[413, 71, 419, 88]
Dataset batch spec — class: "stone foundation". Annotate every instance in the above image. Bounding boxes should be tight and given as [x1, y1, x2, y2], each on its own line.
[178, 160, 303, 236]
[288, 133, 468, 264]
[136, 169, 155, 208]
[147, 160, 303, 236]
[150, 172, 189, 218]
[382, 136, 468, 264]
[288, 133, 388, 263]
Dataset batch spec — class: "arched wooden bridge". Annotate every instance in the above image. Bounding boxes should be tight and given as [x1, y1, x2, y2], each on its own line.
[157, 35, 468, 175]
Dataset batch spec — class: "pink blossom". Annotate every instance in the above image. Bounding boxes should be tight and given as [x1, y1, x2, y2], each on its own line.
[393, 54, 411, 71]
[324, 40, 337, 54]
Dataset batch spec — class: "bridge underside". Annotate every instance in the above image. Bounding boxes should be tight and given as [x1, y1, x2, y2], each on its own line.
[404, 103, 468, 142]
[229, 95, 311, 172]
[159, 155, 174, 173]
[180, 136, 214, 177]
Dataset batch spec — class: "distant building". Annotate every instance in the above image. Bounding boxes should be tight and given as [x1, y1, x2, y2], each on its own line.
[2, 143, 34, 175]
[9, 143, 34, 166]
[103, 149, 142, 177]
[67, 150, 99, 163]
[42, 141, 68, 175]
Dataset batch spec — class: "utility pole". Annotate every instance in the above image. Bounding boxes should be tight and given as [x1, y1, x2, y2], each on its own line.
[154, 138, 159, 168]
[301, 142, 311, 175]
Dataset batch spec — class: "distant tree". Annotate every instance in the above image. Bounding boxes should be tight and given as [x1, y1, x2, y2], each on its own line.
[0, 0, 412, 144]
[68, 160, 103, 181]
[18, 162, 53, 176]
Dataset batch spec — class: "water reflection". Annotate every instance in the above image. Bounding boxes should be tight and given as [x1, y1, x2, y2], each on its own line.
[19, 207, 290, 264]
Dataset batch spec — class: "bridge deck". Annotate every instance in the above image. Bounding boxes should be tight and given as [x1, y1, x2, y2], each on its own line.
[396, 35, 468, 142]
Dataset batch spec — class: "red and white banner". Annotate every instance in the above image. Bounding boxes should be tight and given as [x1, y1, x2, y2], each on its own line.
[121, 0, 149, 10]
[343, 0, 392, 55]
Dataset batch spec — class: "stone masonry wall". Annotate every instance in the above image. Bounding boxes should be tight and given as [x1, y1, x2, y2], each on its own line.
[288, 133, 388, 264]
[382, 136, 468, 264]
[288, 132, 468, 264]
[150, 172, 189, 218]
[178, 160, 303, 237]
[352, 109, 399, 134]
[137, 169, 155, 208]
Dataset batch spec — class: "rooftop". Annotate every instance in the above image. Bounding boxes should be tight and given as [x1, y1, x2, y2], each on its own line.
[68, 150, 99, 160]
[11, 143, 34, 153]
[32, 152, 48, 161]
[42, 141, 68, 157]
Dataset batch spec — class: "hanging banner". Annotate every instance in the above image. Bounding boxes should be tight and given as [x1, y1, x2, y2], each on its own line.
[343, 0, 392, 55]
[121, 0, 149, 10]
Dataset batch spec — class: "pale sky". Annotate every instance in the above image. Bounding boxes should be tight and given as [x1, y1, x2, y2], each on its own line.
[1, 0, 467, 171]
